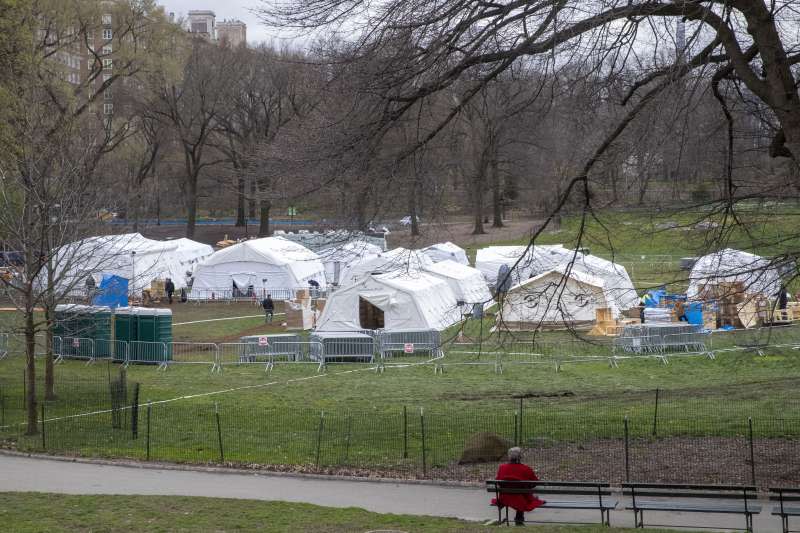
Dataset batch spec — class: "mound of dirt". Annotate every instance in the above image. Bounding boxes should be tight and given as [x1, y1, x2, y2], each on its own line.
[458, 432, 510, 465]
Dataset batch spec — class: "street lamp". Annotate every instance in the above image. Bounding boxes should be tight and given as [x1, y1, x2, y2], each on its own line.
[130, 250, 136, 299]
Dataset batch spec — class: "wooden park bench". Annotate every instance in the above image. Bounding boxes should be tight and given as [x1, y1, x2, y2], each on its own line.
[623, 482, 761, 532]
[486, 480, 617, 526]
[771, 487, 800, 533]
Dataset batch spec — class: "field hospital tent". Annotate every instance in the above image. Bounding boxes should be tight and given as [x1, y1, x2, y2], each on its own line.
[570, 254, 639, 314]
[499, 267, 612, 329]
[423, 260, 492, 311]
[52, 233, 212, 295]
[475, 245, 574, 287]
[338, 248, 433, 287]
[190, 237, 326, 299]
[421, 242, 469, 265]
[688, 248, 782, 299]
[316, 271, 462, 331]
[318, 241, 383, 285]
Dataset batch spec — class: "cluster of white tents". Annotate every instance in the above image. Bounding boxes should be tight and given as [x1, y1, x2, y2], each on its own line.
[53, 233, 213, 295]
[56, 229, 787, 334]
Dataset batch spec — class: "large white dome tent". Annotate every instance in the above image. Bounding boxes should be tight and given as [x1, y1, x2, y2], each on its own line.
[316, 270, 462, 332]
[498, 266, 614, 329]
[423, 260, 493, 312]
[421, 242, 469, 265]
[337, 247, 433, 287]
[190, 237, 326, 300]
[52, 233, 212, 296]
[475, 244, 574, 288]
[317, 240, 383, 286]
[688, 248, 782, 300]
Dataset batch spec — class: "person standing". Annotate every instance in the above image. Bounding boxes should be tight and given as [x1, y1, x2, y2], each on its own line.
[262, 294, 274, 323]
[165, 278, 175, 305]
[674, 299, 688, 322]
[492, 447, 545, 526]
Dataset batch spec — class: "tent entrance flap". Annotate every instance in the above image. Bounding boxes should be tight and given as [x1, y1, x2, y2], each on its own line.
[359, 297, 385, 329]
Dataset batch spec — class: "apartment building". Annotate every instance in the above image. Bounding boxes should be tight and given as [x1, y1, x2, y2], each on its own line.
[217, 19, 247, 47]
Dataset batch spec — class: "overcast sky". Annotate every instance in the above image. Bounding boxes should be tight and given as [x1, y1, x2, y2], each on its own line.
[158, 0, 284, 46]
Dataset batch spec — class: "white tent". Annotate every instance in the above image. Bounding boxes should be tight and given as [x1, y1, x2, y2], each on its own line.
[316, 271, 462, 331]
[53, 233, 212, 295]
[317, 240, 383, 285]
[499, 267, 611, 329]
[475, 245, 574, 287]
[688, 248, 782, 299]
[423, 260, 492, 311]
[475, 245, 638, 314]
[190, 237, 326, 299]
[421, 242, 469, 265]
[338, 247, 433, 287]
[569, 254, 639, 314]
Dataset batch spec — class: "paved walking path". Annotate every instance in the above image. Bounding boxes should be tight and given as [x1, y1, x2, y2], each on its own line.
[0, 453, 785, 531]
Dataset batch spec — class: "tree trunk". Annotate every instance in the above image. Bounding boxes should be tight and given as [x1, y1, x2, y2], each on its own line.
[185, 175, 198, 239]
[409, 170, 420, 237]
[235, 174, 246, 227]
[491, 157, 504, 228]
[259, 200, 271, 237]
[472, 173, 485, 235]
[25, 306, 37, 435]
[44, 263, 55, 401]
[248, 179, 256, 219]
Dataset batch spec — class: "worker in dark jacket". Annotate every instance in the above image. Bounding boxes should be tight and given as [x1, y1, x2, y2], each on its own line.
[165, 278, 175, 305]
[262, 294, 275, 323]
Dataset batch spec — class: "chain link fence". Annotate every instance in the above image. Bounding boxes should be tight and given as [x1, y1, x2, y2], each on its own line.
[0, 371, 798, 488]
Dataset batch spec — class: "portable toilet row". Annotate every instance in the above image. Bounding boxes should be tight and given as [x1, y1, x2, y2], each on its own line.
[54, 305, 112, 358]
[54, 305, 113, 339]
[114, 307, 173, 363]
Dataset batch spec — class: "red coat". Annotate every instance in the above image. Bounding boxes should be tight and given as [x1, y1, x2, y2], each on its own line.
[492, 462, 546, 512]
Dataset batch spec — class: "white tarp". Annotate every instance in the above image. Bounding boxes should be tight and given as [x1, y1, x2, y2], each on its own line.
[421, 242, 469, 265]
[190, 237, 326, 298]
[53, 233, 212, 295]
[423, 260, 493, 310]
[568, 254, 639, 313]
[475, 244, 638, 314]
[688, 248, 782, 299]
[316, 270, 462, 331]
[317, 240, 383, 285]
[338, 247, 433, 287]
[500, 267, 610, 326]
[475, 245, 574, 287]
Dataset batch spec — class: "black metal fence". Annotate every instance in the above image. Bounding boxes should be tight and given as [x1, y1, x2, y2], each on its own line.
[1, 372, 798, 488]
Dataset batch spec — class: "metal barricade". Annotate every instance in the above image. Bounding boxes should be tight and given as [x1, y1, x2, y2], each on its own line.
[218, 341, 322, 372]
[55, 337, 95, 363]
[378, 329, 442, 360]
[662, 331, 709, 355]
[0, 332, 8, 360]
[309, 333, 376, 366]
[128, 341, 169, 369]
[93, 339, 128, 362]
[171, 342, 219, 369]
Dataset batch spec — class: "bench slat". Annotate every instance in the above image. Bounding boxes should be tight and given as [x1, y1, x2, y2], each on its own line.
[543, 500, 618, 510]
[772, 506, 800, 516]
[628, 501, 762, 514]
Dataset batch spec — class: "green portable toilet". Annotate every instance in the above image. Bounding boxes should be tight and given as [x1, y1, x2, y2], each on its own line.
[90, 306, 112, 358]
[113, 307, 135, 362]
[154, 308, 173, 358]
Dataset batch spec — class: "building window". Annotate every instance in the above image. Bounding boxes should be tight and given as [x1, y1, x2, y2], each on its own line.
[104, 89, 113, 100]
[103, 103, 114, 115]
[102, 29, 113, 40]
[103, 58, 113, 70]
[102, 45, 112, 55]
[102, 14, 112, 25]
[103, 73, 112, 83]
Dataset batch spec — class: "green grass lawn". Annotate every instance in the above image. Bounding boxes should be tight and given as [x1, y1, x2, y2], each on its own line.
[0, 493, 688, 533]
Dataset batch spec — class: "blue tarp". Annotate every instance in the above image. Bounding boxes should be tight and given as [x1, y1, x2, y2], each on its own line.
[92, 274, 129, 308]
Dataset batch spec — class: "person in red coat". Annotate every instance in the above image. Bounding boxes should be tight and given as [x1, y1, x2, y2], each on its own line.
[492, 447, 545, 525]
